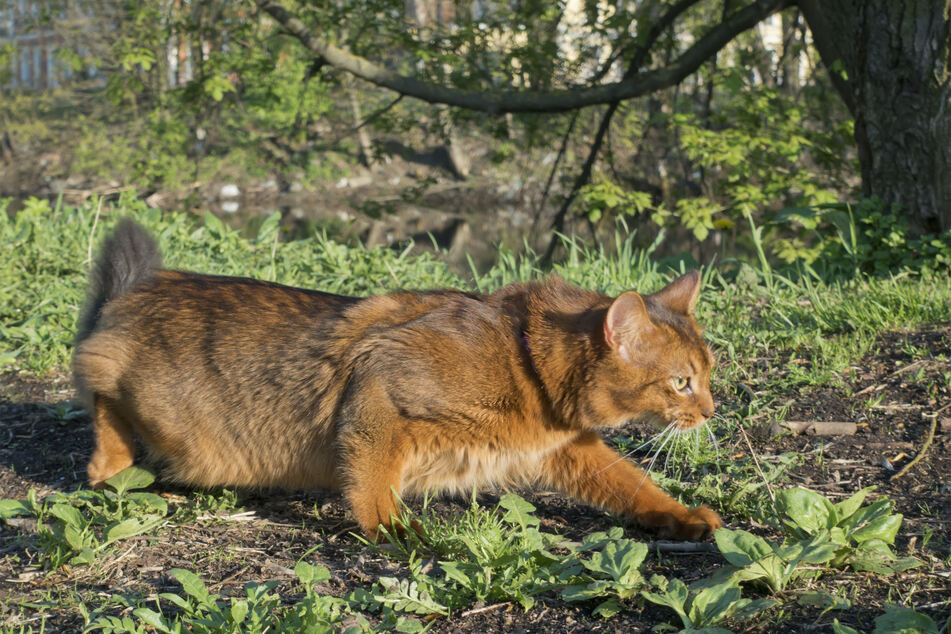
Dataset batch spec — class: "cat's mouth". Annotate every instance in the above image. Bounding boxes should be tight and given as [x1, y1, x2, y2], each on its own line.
[673, 417, 708, 431]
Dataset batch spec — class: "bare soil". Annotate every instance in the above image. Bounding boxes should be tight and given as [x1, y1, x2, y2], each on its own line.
[1, 327, 949, 632]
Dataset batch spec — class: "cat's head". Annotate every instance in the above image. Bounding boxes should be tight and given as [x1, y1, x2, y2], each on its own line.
[589, 271, 715, 431]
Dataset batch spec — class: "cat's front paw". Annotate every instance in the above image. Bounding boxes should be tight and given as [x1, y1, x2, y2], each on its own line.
[670, 505, 722, 540]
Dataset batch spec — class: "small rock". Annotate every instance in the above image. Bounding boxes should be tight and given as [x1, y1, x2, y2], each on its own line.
[220, 183, 240, 198]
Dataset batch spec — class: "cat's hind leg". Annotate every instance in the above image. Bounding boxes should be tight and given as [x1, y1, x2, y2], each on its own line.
[87, 394, 136, 487]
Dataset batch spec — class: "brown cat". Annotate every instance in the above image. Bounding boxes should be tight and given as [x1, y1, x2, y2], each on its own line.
[73, 219, 722, 540]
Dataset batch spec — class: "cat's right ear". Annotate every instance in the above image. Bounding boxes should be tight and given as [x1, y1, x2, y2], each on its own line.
[604, 292, 653, 363]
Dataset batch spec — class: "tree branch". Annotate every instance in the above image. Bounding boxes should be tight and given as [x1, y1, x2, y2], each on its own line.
[541, 102, 621, 265]
[586, 0, 705, 85]
[533, 110, 580, 226]
[254, 0, 793, 114]
[797, 0, 856, 114]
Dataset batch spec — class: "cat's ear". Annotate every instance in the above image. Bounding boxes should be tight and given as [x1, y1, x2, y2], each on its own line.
[604, 291, 653, 363]
[650, 271, 701, 315]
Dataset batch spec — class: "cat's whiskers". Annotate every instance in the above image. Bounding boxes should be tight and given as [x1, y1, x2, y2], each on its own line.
[632, 423, 678, 497]
[587, 421, 675, 482]
[705, 419, 720, 456]
[663, 428, 681, 474]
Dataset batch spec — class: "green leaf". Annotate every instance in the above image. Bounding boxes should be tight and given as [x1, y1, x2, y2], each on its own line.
[63, 523, 89, 551]
[714, 528, 772, 567]
[642, 579, 690, 628]
[159, 592, 190, 610]
[773, 206, 823, 230]
[204, 211, 227, 238]
[688, 581, 742, 628]
[793, 536, 839, 565]
[230, 600, 249, 624]
[832, 487, 875, 523]
[562, 580, 613, 602]
[49, 502, 85, 530]
[873, 606, 939, 634]
[774, 487, 834, 535]
[592, 597, 622, 619]
[70, 548, 97, 566]
[104, 515, 164, 544]
[851, 514, 902, 545]
[848, 550, 921, 575]
[104, 465, 156, 496]
[498, 494, 539, 530]
[832, 620, 862, 634]
[440, 560, 474, 589]
[842, 499, 893, 533]
[730, 597, 777, 620]
[170, 568, 210, 602]
[256, 211, 282, 245]
[203, 75, 235, 102]
[132, 608, 172, 632]
[376, 578, 448, 616]
[0, 499, 33, 519]
[125, 491, 168, 515]
[584, 540, 647, 586]
[295, 560, 331, 586]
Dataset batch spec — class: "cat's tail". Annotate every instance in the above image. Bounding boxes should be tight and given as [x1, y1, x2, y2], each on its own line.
[75, 218, 163, 345]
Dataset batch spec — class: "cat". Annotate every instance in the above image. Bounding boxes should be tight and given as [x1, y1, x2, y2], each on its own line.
[73, 218, 722, 540]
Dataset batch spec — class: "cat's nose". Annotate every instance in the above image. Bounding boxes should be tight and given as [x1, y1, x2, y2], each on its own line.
[701, 408, 714, 419]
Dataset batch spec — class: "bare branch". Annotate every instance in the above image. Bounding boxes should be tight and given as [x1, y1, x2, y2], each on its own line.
[541, 102, 621, 265]
[254, 0, 793, 114]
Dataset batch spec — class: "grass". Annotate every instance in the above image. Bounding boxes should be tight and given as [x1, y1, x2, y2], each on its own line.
[1, 196, 950, 632]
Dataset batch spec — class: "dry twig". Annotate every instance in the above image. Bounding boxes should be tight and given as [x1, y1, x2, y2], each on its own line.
[781, 421, 857, 436]
[891, 400, 951, 481]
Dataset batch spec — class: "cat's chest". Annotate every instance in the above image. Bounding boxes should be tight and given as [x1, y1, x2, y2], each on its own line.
[400, 428, 575, 495]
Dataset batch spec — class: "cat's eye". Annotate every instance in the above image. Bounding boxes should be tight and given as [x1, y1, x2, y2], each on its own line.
[672, 376, 689, 391]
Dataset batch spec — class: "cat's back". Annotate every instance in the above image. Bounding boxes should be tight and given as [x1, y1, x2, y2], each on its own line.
[103, 269, 358, 329]
[338, 287, 538, 423]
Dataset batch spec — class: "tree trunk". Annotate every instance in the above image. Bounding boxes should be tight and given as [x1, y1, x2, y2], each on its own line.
[800, 0, 951, 235]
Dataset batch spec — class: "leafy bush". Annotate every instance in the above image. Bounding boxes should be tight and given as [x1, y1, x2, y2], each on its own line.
[773, 198, 951, 277]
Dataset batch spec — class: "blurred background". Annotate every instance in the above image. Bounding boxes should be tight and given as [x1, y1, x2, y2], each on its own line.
[1, 0, 948, 275]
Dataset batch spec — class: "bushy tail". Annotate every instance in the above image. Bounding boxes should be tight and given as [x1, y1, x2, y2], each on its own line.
[76, 218, 163, 344]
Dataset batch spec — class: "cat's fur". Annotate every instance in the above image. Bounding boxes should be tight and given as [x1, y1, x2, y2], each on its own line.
[74, 219, 722, 540]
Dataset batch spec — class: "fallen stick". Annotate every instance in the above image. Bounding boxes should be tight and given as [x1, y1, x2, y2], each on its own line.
[781, 421, 857, 436]
[460, 602, 511, 618]
[891, 401, 950, 481]
[648, 541, 719, 553]
[854, 359, 931, 396]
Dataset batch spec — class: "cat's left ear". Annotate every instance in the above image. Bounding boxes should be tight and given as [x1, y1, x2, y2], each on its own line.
[650, 271, 701, 315]
[604, 291, 654, 364]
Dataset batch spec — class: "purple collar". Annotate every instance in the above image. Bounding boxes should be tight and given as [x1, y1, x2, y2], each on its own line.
[521, 331, 539, 375]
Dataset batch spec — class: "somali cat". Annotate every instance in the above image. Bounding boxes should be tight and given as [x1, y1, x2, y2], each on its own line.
[73, 219, 722, 540]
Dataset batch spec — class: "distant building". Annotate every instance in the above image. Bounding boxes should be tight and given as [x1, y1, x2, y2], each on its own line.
[0, 0, 71, 90]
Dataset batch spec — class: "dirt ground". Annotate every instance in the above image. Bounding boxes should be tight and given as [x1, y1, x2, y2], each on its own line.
[1, 326, 949, 632]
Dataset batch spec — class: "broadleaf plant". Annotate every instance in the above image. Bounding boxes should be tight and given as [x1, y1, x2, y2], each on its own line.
[773, 487, 919, 574]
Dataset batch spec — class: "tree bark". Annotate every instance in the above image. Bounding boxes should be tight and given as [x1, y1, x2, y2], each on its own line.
[800, 0, 951, 235]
